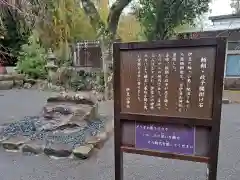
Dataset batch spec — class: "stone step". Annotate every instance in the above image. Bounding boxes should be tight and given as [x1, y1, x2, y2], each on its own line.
[0, 74, 24, 81]
[44, 143, 73, 157]
[21, 140, 45, 154]
[1, 136, 29, 150]
[73, 144, 94, 159]
[0, 81, 14, 90]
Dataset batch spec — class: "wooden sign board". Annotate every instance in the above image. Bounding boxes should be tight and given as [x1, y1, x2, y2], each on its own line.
[113, 38, 226, 180]
[72, 42, 102, 68]
[120, 47, 215, 119]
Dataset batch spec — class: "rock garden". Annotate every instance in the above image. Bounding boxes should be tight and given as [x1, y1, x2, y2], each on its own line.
[0, 92, 113, 160]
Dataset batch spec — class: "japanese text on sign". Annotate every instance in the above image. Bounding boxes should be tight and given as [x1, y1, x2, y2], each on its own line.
[120, 47, 215, 119]
[135, 122, 195, 155]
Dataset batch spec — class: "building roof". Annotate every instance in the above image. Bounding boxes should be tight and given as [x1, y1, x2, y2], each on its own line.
[178, 21, 240, 33]
[178, 26, 240, 34]
[203, 24, 240, 32]
[209, 14, 240, 21]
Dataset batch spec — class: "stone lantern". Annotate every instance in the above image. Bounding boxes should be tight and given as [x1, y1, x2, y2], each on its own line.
[45, 49, 58, 83]
[47, 48, 57, 65]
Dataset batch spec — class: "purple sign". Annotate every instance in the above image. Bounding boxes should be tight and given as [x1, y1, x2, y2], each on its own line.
[135, 123, 195, 155]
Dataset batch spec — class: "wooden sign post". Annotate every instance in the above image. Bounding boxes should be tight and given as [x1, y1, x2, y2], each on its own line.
[113, 38, 226, 180]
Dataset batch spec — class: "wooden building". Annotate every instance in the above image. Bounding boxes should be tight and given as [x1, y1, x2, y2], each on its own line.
[178, 14, 240, 90]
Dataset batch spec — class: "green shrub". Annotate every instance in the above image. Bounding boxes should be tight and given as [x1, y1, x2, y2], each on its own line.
[70, 71, 105, 92]
[16, 31, 47, 79]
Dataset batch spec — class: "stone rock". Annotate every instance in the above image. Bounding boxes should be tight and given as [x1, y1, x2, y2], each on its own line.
[24, 79, 36, 85]
[21, 140, 45, 154]
[48, 83, 59, 91]
[75, 93, 97, 105]
[67, 105, 98, 125]
[31, 80, 48, 90]
[0, 80, 14, 90]
[14, 74, 25, 80]
[98, 132, 108, 142]
[0, 74, 24, 81]
[73, 144, 94, 159]
[86, 132, 108, 149]
[222, 99, 230, 104]
[85, 136, 102, 149]
[73, 104, 98, 122]
[59, 118, 88, 129]
[0, 136, 8, 146]
[47, 92, 97, 105]
[23, 83, 32, 89]
[52, 106, 72, 115]
[43, 112, 55, 120]
[42, 106, 72, 118]
[59, 127, 81, 134]
[91, 90, 104, 101]
[50, 85, 62, 92]
[96, 94, 104, 102]
[42, 102, 98, 129]
[85, 119, 113, 149]
[105, 119, 114, 137]
[2, 136, 29, 150]
[44, 143, 73, 157]
[38, 122, 54, 131]
[14, 80, 24, 88]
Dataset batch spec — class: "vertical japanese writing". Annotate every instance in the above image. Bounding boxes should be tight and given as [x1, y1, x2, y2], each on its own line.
[135, 123, 195, 155]
[164, 53, 170, 110]
[178, 52, 185, 112]
[137, 55, 142, 101]
[156, 53, 162, 110]
[172, 53, 177, 72]
[150, 53, 156, 110]
[198, 57, 207, 108]
[126, 88, 131, 108]
[186, 52, 192, 110]
[120, 46, 216, 118]
[143, 54, 149, 111]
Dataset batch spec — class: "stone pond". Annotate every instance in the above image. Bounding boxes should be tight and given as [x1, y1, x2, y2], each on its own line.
[0, 92, 113, 159]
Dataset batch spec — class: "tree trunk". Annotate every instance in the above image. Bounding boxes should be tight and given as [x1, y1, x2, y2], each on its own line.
[80, 0, 132, 100]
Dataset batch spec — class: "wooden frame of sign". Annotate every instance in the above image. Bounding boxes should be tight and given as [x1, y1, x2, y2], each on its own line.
[113, 38, 226, 180]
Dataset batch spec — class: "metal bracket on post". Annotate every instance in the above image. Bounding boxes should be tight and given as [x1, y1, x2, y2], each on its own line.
[206, 166, 209, 180]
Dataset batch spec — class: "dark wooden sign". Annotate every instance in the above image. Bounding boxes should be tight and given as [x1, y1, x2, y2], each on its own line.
[120, 47, 215, 119]
[72, 41, 102, 68]
[113, 38, 226, 180]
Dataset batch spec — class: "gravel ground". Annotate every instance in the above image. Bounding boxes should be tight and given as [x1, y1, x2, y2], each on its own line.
[0, 89, 239, 180]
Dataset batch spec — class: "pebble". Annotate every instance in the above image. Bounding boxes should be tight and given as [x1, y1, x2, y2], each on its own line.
[0, 116, 106, 148]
